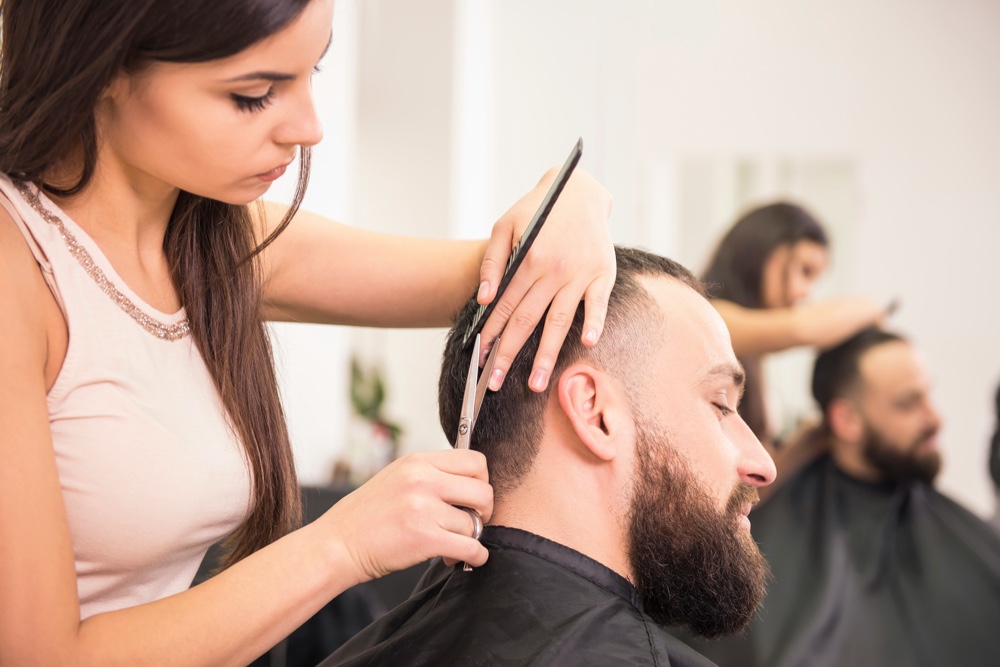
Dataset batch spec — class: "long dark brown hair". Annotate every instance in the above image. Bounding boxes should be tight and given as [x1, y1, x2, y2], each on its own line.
[0, 0, 313, 566]
[702, 202, 828, 443]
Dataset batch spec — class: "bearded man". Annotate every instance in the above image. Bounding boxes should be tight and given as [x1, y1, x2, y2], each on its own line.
[687, 328, 1000, 667]
[320, 246, 777, 666]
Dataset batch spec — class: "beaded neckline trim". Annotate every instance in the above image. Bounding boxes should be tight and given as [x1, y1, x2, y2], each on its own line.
[13, 181, 191, 341]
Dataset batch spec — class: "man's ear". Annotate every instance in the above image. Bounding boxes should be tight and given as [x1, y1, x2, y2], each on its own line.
[827, 398, 863, 444]
[557, 363, 631, 461]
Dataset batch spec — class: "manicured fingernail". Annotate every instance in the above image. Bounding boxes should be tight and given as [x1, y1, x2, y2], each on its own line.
[584, 328, 599, 345]
[478, 281, 489, 301]
[529, 368, 548, 391]
[489, 368, 505, 391]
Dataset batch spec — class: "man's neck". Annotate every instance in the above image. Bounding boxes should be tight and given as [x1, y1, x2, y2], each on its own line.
[489, 452, 634, 583]
[830, 440, 885, 484]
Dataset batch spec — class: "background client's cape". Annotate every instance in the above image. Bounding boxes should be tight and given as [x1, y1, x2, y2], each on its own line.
[677, 446, 1000, 667]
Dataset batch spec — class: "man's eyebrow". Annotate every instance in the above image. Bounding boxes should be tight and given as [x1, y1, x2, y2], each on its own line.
[892, 389, 923, 406]
[224, 32, 333, 84]
[703, 362, 746, 399]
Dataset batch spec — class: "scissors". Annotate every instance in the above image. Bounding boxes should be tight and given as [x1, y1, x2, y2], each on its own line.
[453, 333, 499, 571]
[453, 138, 583, 570]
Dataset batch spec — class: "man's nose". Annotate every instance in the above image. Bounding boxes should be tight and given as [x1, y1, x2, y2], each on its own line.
[736, 418, 777, 487]
[925, 400, 943, 432]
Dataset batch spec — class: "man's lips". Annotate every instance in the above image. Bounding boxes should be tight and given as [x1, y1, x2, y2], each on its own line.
[727, 483, 759, 530]
[913, 428, 940, 452]
[736, 503, 753, 530]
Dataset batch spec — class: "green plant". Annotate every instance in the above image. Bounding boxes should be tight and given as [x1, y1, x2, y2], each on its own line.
[349, 357, 403, 445]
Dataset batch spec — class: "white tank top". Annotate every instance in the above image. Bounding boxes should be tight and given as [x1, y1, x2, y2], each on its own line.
[0, 175, 252, 620]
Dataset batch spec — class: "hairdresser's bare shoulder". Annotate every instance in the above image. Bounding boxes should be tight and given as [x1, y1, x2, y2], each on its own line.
[0, 204, 65, 387]
[0, 197, 82, 666]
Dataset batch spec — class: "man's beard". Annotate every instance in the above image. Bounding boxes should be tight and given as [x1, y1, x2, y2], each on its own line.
[861, 421, 941, 484]
[626, 419, 769, 639]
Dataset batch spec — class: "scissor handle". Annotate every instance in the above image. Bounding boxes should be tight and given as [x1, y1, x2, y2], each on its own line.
[458, 507, 484, 572]
[455, 416, 473, 450]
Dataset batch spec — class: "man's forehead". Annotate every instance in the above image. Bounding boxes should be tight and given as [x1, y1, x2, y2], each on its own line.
[859, 340, 928, 397]
[641, 276, 740, 381]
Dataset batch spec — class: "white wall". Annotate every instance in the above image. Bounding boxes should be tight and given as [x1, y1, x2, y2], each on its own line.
[266, 0, 361, 486]
[281, 1, 1000, 516]
[349, 0, 461, 457]
[480, 0, 1000, 515]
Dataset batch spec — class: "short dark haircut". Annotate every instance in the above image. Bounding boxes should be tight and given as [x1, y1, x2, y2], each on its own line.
[439, 246, 703, 499]
[811, 328, 906, 417]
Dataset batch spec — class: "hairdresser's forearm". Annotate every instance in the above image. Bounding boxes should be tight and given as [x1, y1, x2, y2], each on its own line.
[74, 521, 359, 667]
[789, 297, 885, 349]
[260, 204, 487, 327]
[718, 296, 884, 356]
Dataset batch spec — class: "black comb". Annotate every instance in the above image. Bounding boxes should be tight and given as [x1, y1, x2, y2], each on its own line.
[461, 138, 583, 348]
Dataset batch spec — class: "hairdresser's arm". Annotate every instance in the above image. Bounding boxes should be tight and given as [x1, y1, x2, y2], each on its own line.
[0, 215, 492, 667]
[260, 167, 615, 391]
[712, 296, 886, 357]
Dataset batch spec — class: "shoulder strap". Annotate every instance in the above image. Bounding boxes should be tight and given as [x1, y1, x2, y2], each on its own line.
[0, 186, 65, 313]
[0, 187, 53, 272]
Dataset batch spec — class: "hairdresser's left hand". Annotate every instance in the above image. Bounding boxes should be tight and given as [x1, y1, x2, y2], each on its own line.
[477, 167, 615, 393]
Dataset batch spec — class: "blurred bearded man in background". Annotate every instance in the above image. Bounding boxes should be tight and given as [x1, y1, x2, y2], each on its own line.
[687, 327, 1000, 667]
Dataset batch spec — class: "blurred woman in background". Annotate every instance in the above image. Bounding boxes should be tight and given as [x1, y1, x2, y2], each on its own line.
[703, 202, 885, 449]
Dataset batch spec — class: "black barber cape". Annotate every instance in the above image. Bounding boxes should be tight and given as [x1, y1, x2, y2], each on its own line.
[683, 454, 1000, 667]
[320, 526, 714, 666]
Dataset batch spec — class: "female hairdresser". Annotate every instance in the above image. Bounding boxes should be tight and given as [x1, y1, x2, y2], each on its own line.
[702, 202, 885, 448]
[0, 1, 615, 666]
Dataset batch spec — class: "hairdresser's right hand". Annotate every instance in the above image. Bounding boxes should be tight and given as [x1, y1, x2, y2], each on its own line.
[318, 449, 493, 584]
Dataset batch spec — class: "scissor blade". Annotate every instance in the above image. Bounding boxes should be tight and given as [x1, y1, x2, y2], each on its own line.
[473, 338, 500, 423]
[456, 334, 481, 449]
